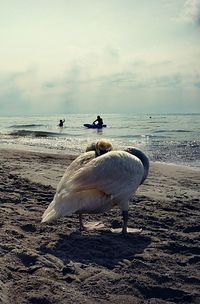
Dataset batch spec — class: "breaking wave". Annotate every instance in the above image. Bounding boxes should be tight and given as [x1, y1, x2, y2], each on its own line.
[9, 130, 62, 138]
[9, 124, 44, 128]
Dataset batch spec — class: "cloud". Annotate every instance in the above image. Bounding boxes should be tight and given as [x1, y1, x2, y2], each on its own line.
[181, 0, 200, 25]
[0, 52, 199, 115]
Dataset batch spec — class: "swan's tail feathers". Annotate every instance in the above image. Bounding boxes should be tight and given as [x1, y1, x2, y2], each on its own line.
[41, 200, 59, 223]
[41, 191, 77, 223]
[41, 189, 113, 223]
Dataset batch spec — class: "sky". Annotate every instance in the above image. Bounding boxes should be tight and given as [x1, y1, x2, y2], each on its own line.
[0, 0, 200, 115]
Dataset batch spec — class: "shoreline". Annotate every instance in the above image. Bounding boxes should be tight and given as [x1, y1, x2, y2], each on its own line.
[1, 146, 200, 172]
[0, 147, 200, 303]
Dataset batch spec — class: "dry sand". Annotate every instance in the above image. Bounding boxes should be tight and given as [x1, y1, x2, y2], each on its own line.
[0, 148, 200, 304]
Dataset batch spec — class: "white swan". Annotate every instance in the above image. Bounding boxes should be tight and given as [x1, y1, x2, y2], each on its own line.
[41, 140, 149, 234]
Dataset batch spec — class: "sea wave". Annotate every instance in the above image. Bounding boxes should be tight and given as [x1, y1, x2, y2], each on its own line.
[9, 124, 44, 128]
[114, 134, 166, 139]
[153, 129, 192, 133]
[9, 130, 62, 138]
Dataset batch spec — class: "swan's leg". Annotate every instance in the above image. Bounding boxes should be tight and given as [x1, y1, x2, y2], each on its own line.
[79, 213, 85, 231]
[122, 210, 128, 234]
[119, 200, 129, 234]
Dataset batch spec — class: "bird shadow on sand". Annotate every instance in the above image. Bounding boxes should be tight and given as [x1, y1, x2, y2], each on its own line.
[40, 230, 151, 269]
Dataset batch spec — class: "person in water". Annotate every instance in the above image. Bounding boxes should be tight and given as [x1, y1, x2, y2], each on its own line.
[93, 115, 103, 126]
[58, 119, 65, 127]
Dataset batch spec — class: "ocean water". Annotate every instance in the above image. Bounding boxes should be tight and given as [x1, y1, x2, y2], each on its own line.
[0, 113, 200, 169]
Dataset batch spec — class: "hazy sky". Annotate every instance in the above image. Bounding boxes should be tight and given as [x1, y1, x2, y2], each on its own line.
[0, 0, 200, 115]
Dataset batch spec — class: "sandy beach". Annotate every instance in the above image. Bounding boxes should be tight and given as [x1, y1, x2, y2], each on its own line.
[0, 148, 200, 304]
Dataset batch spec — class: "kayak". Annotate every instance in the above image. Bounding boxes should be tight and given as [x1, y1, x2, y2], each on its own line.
[83, 123, 107, 129]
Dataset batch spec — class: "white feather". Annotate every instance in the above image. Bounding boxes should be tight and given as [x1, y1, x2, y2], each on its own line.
[41, 150, 145, 223]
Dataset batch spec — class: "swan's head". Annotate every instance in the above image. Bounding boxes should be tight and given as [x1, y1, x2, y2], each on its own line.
[95, 139, 113, 156]
[85, 139, 113, 156]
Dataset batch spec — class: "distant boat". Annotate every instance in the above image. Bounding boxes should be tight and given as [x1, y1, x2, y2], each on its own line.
[83, 123, 107, 129]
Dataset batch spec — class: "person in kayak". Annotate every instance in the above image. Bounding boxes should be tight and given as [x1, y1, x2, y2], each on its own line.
[93, 115, 103, 127]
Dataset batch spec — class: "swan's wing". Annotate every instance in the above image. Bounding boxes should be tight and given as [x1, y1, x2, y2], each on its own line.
[59, 151, 144, 201]
[42, 151, 97, 223]
[67, 151, 96, 173]
[56, 151, 96, 193]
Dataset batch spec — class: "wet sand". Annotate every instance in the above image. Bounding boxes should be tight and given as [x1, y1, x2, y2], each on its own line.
[0, 148, 200, 304]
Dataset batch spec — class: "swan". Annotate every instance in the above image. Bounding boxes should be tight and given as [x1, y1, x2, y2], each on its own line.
[41, 141, 149, 234]
[42, 139, 113, 228]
